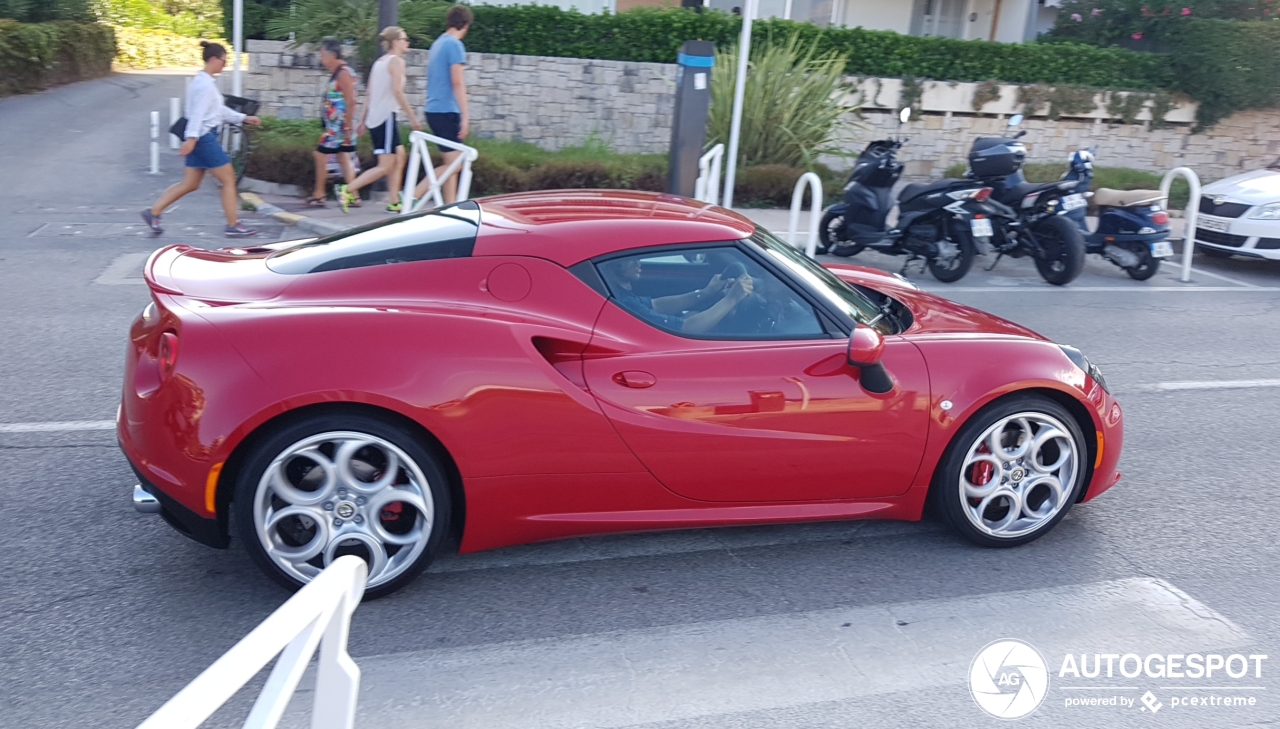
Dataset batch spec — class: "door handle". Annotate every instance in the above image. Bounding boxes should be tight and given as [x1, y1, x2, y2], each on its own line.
[612, 370, 656, 388]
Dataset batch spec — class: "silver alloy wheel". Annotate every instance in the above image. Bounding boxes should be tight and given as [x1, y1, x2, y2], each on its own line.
[252, 431, 435, 588]
[958, 411, 1079, 538]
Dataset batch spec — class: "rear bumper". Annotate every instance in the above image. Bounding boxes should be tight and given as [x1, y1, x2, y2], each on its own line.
[126, 450, 228, 548]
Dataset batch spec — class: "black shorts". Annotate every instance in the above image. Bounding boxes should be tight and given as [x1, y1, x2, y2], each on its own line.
[316, 144, 356, 154]
[369, 113, 402, 155]
[426, 112, 462, 151]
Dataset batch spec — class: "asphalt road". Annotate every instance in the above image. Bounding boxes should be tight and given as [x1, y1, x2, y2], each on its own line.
[2, 75, 1279, 729]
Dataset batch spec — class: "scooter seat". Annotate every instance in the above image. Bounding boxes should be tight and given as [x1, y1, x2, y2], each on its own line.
[1093, 188, 1164, 207]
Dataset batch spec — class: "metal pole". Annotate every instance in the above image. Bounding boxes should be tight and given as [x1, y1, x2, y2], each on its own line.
[232, 0, 243, 96]
[1160, 166, 1201, 283]
[169, 97, 181, 149]
[722, 0, 755, 210]
[149, 111, 160, 174]
[378, 0, 399, 43]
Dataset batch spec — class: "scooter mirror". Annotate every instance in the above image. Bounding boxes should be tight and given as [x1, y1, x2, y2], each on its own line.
[1008, 113, 1024, 127]
[898, 107, 911, 124]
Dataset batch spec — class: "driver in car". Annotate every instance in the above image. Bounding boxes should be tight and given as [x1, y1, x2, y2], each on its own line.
[605, 258, 754, 334]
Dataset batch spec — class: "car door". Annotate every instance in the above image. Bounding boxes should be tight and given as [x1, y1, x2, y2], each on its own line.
[582, 244, 930, 503]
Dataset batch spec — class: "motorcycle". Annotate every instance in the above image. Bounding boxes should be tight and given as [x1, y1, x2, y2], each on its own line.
[965, 115, 1089, 286]
[818, 108, 995, 283]
[1060, 148, 1174, 281]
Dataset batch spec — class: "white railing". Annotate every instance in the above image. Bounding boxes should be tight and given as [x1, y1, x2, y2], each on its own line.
[402, 130, 479, 214]
[149, 111, 160, 174]
[1160, 167, 1202, 283]
[694, 144, 725, 205]
[136, 556, 368, 729]
[788, 172, 824, 258]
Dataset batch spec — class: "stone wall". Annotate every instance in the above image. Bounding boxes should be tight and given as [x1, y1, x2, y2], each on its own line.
[243, 40, 674, 154]
[241, 40, 1280, 182]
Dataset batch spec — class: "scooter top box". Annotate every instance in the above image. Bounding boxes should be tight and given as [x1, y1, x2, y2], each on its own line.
[968, 137, 1027, 179]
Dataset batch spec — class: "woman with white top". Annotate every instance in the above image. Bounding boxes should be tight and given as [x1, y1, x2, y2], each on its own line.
[142, 41, 262, 238]
[337, 26, 421, 213]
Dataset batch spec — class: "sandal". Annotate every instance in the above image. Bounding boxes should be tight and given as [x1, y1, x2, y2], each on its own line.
[303, 196, 327, 208]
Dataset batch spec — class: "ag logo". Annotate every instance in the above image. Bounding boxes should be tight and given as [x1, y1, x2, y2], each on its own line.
[969, 639, 1050, 719]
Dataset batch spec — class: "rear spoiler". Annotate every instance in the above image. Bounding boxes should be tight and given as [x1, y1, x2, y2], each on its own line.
[143, 245, 192, 295]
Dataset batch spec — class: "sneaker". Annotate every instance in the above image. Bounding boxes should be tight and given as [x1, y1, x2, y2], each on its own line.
[386, 194, 402, 213]
[141, 209, 163, 234]
[336, 184, 352, 213]
[224, 222, 258, 238]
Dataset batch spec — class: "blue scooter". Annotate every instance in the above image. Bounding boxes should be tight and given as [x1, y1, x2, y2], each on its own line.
[1060, 149, 1174, 281]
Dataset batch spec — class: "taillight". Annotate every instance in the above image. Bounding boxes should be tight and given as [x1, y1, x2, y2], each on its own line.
[158, 332, 179, 379]
[975, 187, 992, 202]
[1151, 211, 1170, 225]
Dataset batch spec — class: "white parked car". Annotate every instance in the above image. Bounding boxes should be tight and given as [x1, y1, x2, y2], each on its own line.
[1195, 164, 1280, 260]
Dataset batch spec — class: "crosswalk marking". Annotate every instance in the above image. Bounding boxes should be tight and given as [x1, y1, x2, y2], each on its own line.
[0, 420, 115, 433]
[283, 578, 1250, 729]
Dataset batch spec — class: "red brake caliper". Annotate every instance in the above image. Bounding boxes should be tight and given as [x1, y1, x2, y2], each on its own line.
[381, 501, 404, 522]
[969, 444, 994, 504]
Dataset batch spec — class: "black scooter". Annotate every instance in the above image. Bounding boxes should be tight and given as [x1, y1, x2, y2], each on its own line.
[818, 109, 995, 283]
[965, 115, 1089, 286]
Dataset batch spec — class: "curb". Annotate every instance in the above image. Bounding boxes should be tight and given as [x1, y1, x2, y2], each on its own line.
[240, 192, 350, 237]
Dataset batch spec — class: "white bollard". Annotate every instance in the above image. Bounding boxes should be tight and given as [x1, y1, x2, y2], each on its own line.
[787, 172, 824, 258]
[1160, 167, 1202, 283]
[169, 97, 181, 149]
[150, 111, 160, 174]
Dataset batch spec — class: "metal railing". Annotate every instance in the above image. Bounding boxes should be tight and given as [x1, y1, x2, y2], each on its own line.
[788, 172, 824, 258]
[136, 556, 368, 729]
[1160, 167, 1202, 283]
[402, 130, 479, 213]
[694, 144, 725, 205]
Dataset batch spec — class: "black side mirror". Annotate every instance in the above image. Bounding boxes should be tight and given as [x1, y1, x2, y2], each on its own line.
[847, 326, 894, 394]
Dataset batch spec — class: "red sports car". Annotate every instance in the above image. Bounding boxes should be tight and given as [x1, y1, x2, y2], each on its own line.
[120, 191, 1123, 597]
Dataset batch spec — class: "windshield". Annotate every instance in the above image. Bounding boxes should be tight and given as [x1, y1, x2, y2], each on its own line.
[748, 229, 882, 328]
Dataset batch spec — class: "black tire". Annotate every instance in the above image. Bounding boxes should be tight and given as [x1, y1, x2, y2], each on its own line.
[1122, 241, 1159, 281]
[231, 412, 452, 599]
[933, 394, 1088, 548]
[927, 227, 976, 283]
[1199, 245, 1233, 259]
[820, 210, 863, 257]
[1031, 215, 1086, 286]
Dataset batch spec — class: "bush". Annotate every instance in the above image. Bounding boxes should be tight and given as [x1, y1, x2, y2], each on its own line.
[93, 0, 223, 37]
[112, 25, 229, 68]
[0, 20, 115, 96]
[708, 32, 857, 169]
[733, 164, 843, 207]
[1160, 18, 1280, 128]
[0, 0, 94, 22]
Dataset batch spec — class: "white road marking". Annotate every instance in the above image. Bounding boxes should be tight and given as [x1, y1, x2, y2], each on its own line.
[1160, 261, 1261, 289]
[1129, 379, 1280, 392]
[0, 420, 115, 433]
[283, 578, 1250, 729]
[93, 252, 149, 286]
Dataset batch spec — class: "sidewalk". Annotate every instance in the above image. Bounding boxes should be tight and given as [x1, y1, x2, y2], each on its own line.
[240, 190, 799, 239]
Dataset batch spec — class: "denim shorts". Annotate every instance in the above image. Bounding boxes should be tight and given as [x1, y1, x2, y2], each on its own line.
[185, 131, 231, 169]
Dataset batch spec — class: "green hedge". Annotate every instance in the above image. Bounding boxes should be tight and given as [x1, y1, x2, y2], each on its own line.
[464, 7, 1169, 89]
[1160, 18, 1280, 127]
[0, 20, 115, 96]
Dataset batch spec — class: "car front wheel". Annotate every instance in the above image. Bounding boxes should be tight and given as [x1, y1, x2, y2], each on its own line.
[935, 395, 1086, 547]
[232, 413, 451, 598]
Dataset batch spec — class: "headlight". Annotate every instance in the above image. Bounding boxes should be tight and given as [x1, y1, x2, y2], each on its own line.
[1250, 202, 1280, 220]
[1058, 344, 1109, 393]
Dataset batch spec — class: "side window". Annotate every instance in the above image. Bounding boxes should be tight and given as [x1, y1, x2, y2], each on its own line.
[595, 246, 826, 340]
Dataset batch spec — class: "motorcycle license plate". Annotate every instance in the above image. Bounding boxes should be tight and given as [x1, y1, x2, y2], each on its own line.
[1150, 240, 1174, 258]
[1198, 216, 1230, 233]
[1061, 194, 1087, 211]
[970, 218, 994, 238]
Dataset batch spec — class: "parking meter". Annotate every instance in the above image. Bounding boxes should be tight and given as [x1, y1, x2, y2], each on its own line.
[667, 40, 715, 198]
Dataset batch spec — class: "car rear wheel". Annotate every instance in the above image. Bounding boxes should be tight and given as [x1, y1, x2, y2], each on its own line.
[935, 395, 1086, 548]
[232, 413, 450, 598]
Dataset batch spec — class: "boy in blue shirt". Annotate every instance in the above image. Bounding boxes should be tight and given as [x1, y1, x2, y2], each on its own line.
[419, 5, 473, 204]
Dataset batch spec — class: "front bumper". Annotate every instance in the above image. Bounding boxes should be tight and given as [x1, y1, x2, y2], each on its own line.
[1194, 214, 1280, 260]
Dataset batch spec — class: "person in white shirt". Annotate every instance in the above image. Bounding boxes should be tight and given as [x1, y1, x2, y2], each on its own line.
[336, 26, 421, 213]
[142, 41, 262, 238]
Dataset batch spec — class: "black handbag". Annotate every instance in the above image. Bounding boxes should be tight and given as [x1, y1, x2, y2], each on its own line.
[169, 117, 188, 138]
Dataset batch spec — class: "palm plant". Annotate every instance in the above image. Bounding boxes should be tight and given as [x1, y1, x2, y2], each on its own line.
[264, 0, 449, 72]
[708, 32, 859, 169]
